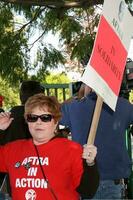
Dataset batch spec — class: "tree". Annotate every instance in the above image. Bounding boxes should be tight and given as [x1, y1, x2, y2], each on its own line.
[0, 72, 71, 109]
[0, 0, 132, 86]
[0, 1, 104, 8]
[0, 4, 30, 85]
[0, 3, 99, 83]
[0, 77, 20, 110]
[1, 0, 133, 12]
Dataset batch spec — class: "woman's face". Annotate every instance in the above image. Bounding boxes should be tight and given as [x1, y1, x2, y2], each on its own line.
[27, 106, 57, 145]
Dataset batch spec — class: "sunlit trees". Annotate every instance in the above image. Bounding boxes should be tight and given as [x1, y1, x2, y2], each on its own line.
[0, 0, 132, 86]
[0, 1, 101, 86]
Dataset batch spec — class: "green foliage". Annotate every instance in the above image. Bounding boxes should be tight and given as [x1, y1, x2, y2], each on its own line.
[0, 0, 133, 87]
[0, 72, 71, 109]
[0, 77, 20, 110]
[43, 72, 71, 102]
[0, 4, 29, 85]
[71, 33, 95, 61]
[42, 8, 61, 33]
[37, 44, 66, 70]
[0, 2, 100, 85]
[45, 71, 70, 83]
[0, 0, 132, 105]
[59, 13, 83, 44]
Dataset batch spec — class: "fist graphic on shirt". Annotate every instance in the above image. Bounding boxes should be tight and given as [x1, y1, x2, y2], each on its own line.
[25, 189, 37, 200]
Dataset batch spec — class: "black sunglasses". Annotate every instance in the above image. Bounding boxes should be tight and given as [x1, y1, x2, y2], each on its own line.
[26, 114, 53, 123]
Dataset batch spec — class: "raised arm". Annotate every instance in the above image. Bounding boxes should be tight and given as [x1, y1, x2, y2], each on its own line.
[0, 112, 14, 130]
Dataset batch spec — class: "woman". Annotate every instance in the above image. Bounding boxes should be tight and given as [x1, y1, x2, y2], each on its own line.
[0, 94, 98, 200]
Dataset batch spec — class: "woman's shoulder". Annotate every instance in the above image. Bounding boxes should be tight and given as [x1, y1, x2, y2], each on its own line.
[4, 138, 31, 149]
[55, 137, 82, 151]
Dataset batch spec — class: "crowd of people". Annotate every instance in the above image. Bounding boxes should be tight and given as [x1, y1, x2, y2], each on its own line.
[0, 80, 133, 200]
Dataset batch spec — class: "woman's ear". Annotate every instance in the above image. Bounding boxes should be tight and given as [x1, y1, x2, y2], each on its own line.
[54, 123, 59, 135]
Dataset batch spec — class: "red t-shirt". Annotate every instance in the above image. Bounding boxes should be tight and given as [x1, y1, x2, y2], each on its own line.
[0, 138, 83, 200]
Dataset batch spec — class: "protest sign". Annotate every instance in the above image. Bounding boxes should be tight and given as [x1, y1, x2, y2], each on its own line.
[81, 0, 133, 144]
[81, 0, 133, 111]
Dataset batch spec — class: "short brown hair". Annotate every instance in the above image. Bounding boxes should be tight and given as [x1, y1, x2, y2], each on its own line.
[24, 93, 62, 123]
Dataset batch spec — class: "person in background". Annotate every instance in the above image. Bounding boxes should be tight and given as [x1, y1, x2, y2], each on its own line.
[0, 93, 99, 200]
[0, 80, 45, 198]
[77, 83, 92, 99]
[0, 80, 45, 144]
[60, 83, 133, 199]
[0, 108, 4, 113]
[0, 109, 4, 113]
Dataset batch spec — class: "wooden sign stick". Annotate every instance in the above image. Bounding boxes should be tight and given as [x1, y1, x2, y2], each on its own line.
[87, 95, 103, 145]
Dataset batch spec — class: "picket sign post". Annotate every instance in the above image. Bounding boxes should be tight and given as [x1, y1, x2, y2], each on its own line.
[87, 95, 103, 145]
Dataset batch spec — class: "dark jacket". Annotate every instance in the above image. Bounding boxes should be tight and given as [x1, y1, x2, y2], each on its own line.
[60, 92, 133, 180]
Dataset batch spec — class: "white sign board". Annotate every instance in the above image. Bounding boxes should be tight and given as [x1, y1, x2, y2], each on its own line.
[81, 0, 133, 110]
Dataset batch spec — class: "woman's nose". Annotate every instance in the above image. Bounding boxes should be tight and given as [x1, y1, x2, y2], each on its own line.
[36, 117, 42, 124]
